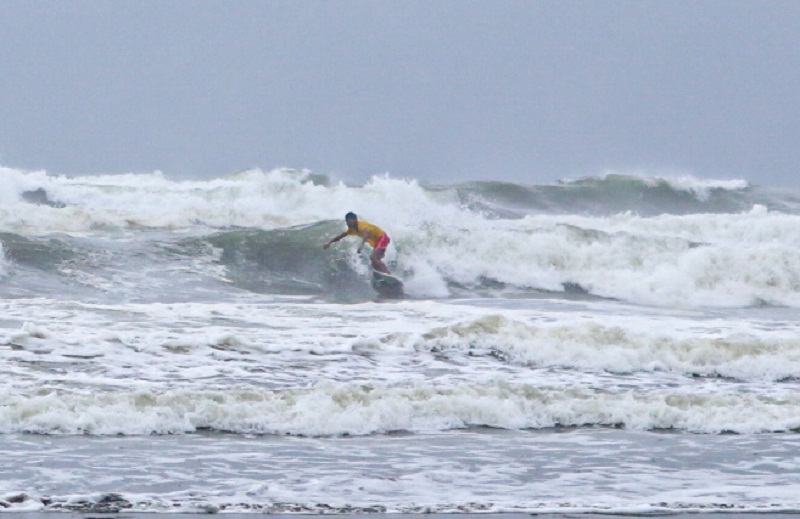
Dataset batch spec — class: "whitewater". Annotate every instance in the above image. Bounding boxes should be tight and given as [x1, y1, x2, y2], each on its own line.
[2, 166, 800, 514]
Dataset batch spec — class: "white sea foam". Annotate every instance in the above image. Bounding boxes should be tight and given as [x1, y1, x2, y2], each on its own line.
[633, 171, 749, 198]
[3, 380, 800, 436]
[0, 167, 454, 234]
[361, 314, 800, 381]
[0, 167, 331, 232]
[1, 296, 799, 437]
[660, 174, 749, 198]
[396, 208, 800, 307]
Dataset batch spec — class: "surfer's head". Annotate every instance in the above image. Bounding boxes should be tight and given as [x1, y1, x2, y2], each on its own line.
[345, 212, 358, 229]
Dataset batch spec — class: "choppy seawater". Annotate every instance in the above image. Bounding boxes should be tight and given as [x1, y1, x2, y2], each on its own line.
[2, 168, 800, 513]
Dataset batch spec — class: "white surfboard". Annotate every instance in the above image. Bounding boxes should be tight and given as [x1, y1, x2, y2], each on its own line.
[371, 270, 405, 298]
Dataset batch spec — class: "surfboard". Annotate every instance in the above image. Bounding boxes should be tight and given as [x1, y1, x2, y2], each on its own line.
[371, 270, 405, 298]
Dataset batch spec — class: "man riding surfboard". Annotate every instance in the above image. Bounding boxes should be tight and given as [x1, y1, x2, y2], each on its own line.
[323, 212, 392, 274]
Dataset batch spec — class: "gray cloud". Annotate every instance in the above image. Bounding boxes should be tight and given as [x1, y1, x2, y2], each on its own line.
[1, 0, 798, 186]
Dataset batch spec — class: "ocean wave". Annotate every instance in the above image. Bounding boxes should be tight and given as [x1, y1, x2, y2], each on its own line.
[562, 171, 750, 197]
[2, 167, 800, 234]
[3, 167, 800, 307]
[444, 172, 762, 218]
[3, 380, 800, 436]
[355, 314, 800, 381]
[3, 209, 800, 307]
[163, 210, 800, 307]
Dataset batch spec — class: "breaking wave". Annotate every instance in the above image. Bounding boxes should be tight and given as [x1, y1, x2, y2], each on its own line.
[2, 166, 800, 307]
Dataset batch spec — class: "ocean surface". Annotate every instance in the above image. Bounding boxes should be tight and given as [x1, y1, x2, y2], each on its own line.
[2, 167, 800, 514]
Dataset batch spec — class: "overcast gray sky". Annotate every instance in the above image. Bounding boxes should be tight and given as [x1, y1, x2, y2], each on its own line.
[1, 0, 798, 186]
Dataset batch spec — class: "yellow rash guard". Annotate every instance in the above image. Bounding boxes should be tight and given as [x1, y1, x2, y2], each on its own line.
[345, 221, 386, 247]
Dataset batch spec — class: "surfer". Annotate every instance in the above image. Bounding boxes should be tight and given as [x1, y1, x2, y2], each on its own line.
[323, 212, 392, 274]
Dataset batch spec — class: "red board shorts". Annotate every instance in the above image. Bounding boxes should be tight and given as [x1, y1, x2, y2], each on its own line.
[374, 233, 390, 249]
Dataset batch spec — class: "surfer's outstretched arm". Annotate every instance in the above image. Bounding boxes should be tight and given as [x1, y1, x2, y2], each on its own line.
[323, 232, 348, 249]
